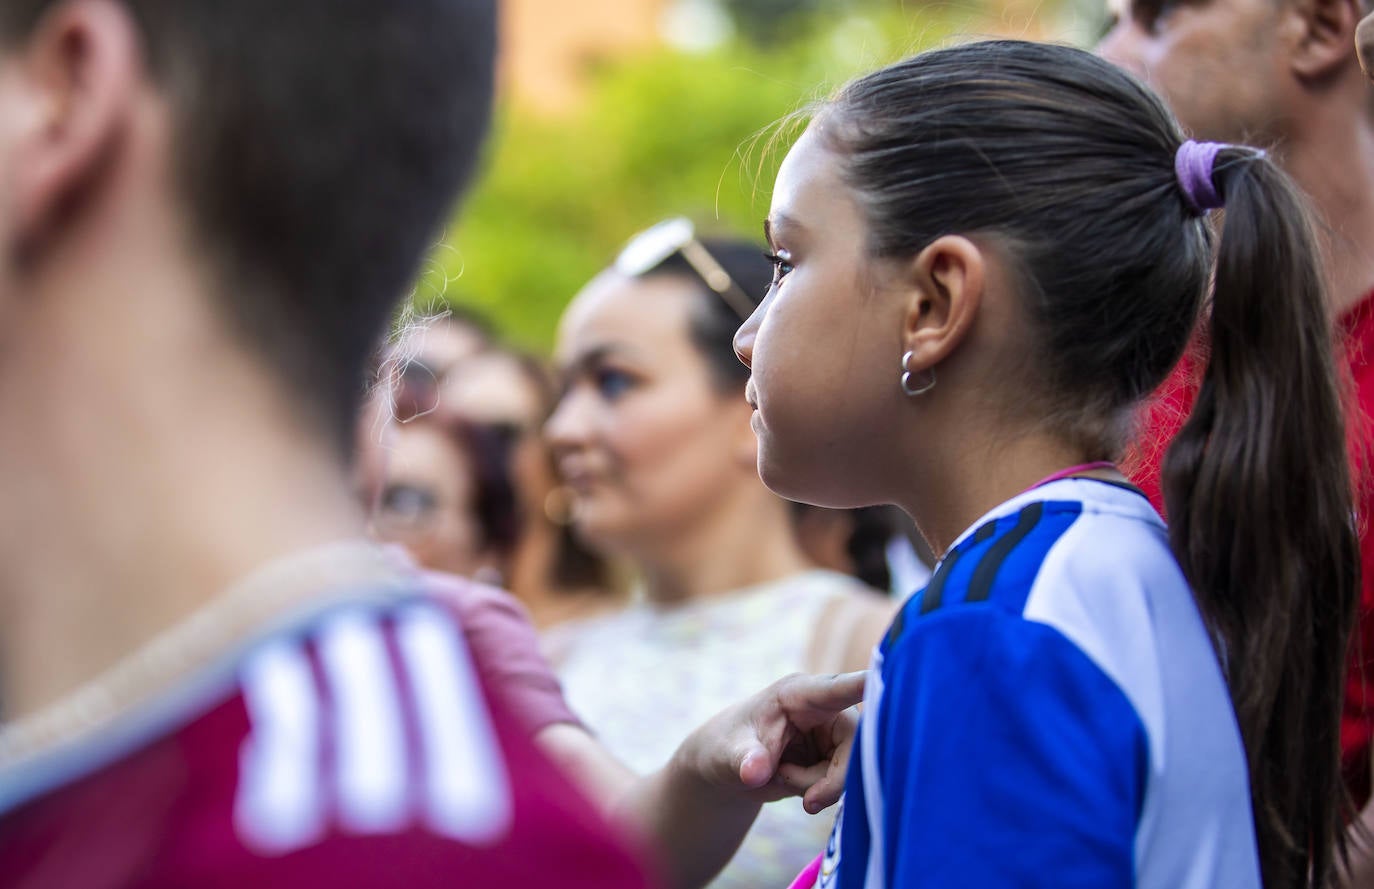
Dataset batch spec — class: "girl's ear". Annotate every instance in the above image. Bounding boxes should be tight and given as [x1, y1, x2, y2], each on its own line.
[897, 235, 986, 375]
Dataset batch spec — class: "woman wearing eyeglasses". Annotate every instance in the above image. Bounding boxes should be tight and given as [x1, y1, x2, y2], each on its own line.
[371, 415, 519, 584]
[544, 221, 895, 889]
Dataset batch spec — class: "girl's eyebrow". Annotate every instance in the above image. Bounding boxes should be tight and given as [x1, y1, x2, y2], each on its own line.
[764, 213, 804, 248]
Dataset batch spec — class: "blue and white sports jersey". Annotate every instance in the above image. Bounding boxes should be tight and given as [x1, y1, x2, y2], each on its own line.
[820, 478, 1260, 889]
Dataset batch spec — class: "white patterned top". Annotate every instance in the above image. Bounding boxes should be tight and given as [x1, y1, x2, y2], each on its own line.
[545, 570, 879, 889]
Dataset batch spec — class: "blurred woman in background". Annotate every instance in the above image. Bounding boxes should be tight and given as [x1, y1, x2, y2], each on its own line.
[372, 312, 625, 624]
[544, 219, 894, 889]
[370, 415, 519, 584]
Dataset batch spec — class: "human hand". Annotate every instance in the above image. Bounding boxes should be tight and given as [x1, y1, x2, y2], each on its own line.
[674, 671, 864, 815]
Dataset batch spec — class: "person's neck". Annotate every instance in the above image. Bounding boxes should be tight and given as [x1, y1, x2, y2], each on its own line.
[636, 489, 814, 606]
[1281, 99, 1374, 316]
[522, 585, 625, 631]
[895, 425, 1104, 559]
[507, 518, 627, 630]
[0, 266, 368, 722]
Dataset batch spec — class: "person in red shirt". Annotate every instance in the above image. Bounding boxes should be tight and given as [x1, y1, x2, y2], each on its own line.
[1099, 0, 1374, 878]
[0, 544, 650, 888]
[0, 1, 862, 887]
[0, 542, 860, 889]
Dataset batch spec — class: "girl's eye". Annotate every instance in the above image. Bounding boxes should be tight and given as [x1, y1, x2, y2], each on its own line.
[765, 252, 794, 285]
[594, 367, 636, 401]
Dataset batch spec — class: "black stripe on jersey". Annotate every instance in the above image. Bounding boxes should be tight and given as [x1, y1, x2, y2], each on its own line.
[916, 541, 966, 618]
[884, 605, 904, 649]
[1088, 478, 1151, 501]
[964, 502, 1044, 605]
[917, 521, 998, 617]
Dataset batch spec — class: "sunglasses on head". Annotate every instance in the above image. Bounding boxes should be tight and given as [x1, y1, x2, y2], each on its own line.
[614, 217, 756, 321]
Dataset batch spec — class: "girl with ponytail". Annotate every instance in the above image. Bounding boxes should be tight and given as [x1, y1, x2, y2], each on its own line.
[733, 40, 1357, 889]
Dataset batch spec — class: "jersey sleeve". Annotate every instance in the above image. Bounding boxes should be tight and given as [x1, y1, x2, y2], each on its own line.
[422, 571, 581, 734]
[873, 608, 1149, 889]
[213, 597, 647, 888]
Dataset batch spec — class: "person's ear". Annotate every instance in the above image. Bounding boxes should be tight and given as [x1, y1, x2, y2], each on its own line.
[897, 235, 986, 382]
[10, 0, 141, 262]
[1285, 0, 1362, 80]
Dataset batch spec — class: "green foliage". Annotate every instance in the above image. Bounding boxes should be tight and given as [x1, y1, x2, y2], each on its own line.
[414, 3, 995, 354]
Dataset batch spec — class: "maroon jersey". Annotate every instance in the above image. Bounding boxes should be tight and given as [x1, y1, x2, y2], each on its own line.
[0, 588, 651, 888]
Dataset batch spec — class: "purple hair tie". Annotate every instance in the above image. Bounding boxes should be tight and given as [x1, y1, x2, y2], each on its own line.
[1174, 140, 1227, 216]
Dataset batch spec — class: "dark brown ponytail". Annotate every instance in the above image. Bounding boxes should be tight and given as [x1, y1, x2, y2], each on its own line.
[1163, 151, 1360, 888]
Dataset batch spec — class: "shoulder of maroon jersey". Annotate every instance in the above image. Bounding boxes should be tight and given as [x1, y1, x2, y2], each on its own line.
[232, 593, 515, 853]
[0, 587, 462, 821]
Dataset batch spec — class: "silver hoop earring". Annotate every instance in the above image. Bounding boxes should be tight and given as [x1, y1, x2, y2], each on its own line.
[900, 350, 936, 397]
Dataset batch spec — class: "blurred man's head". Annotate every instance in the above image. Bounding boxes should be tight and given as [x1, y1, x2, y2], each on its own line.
[1098, 0, 1369, 143]
[0, 0, 497, 453]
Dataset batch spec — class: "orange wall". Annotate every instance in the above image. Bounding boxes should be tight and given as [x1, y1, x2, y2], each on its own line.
[500, 0, 669, 113]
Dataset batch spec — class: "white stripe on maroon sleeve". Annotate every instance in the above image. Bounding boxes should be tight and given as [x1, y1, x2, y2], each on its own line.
[318, 610, 412, 834]
[395, 603, 512, 845]
[235, 639, 328, 855]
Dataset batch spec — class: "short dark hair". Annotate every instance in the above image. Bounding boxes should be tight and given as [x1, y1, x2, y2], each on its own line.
[824, 40, 1356, 888]
[0, 0, 497, 454]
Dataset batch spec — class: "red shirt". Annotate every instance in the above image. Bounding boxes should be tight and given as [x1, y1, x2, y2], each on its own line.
[1125, 291, 1374, 805]
[0, 591, 651, 888]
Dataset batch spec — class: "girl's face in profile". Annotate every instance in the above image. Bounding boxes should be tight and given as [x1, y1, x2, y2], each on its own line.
[736, 123, 914, 510]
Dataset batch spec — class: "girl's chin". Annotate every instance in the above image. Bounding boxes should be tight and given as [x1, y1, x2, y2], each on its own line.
[757, 451, 823, 507]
